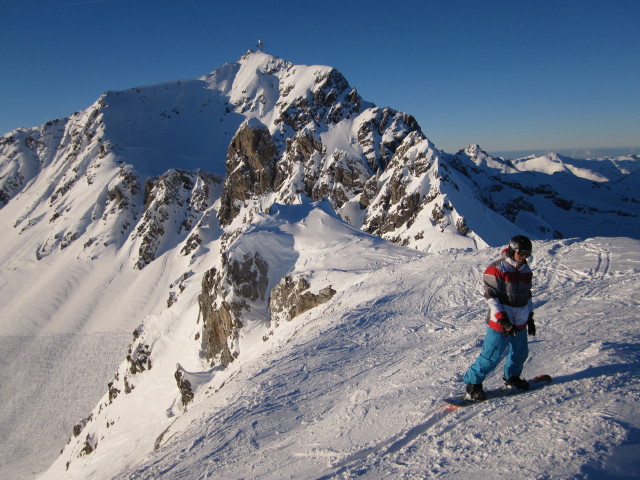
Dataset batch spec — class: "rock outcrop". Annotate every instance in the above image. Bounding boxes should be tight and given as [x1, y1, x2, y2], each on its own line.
[218, 120, 279, 226]
[174, 366, 195, 406]
[134, 169, 220, 268]
[198, 250, 269, 366]
[269, 274, 336, 326]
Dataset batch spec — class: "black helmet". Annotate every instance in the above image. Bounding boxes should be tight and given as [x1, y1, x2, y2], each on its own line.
[508, 235, 532, 258]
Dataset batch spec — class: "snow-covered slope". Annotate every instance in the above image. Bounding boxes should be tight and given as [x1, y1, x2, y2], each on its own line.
[1, 50, 639, 480]
[133, 236, 640, 480]
[38, 210, 640, 479]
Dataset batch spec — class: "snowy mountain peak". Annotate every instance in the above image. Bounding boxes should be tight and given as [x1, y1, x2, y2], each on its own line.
[456, 144, 514, 171]
[460, 143, 485, 156]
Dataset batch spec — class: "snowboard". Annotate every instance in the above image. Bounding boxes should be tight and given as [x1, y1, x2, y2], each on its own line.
[444, 374, 552, 407]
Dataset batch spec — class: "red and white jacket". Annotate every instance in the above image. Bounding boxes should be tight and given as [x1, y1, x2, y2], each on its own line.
[483, 250, 533, 332]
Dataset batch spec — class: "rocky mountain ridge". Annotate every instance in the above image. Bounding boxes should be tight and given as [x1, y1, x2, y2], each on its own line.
[2, 50, 638, 361]
[3, 51, 638, 266]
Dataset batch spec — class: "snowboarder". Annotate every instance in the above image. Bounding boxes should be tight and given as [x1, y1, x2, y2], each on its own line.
[463, 235, 537, 401]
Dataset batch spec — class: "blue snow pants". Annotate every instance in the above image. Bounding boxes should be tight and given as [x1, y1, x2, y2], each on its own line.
[463, 326, 529, 385]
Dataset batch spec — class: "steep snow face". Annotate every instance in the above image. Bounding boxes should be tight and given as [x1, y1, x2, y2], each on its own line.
[98, 81, 239, 177]
[39, 231, 640, 480]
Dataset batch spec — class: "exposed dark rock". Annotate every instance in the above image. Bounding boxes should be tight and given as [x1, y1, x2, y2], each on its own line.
[219, 121, 279, 226]
[357, 107, 421, 172]
[276, 68, 362, 132]
[135, 169, 219, 269]
[269, 274, 336, 325]
[386, 192, 422, 232]
[431, 204, 445, 225]
[552, 197, 573, 210]
[228, 252, 269, 301]
[307, 151, 371, 209]
[181, 232, 202, 257]
[500, 196, 537, 222]
[80, 434, 97, 456]
[107, 382, 120, 404]
[127, 342, 152, 374]
[456, 217, 470, 236]
[358, 175, 378, 209]
[174, 367, 194, 406]
[123, 377, 134, 394]
[198, 268, 238, 366]
[277, 130, 324, 198]
[72, 415, 92, 438]
[198, 251, 269, 366]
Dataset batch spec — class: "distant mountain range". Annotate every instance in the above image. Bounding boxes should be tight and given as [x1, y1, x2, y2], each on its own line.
[489, 146, 640, 160]
[1, 50, 639, 479]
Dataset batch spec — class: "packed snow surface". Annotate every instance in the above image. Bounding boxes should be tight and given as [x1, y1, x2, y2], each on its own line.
[28, 200, 640, 480]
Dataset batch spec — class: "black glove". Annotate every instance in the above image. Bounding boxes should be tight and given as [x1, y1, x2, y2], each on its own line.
[497, 313, 517, 336]
[527, 312, 536, 336]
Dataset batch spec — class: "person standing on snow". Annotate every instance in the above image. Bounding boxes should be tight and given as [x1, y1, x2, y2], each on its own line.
[463, 235, 537, 401]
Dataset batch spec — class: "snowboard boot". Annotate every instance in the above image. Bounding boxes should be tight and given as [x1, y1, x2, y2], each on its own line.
[465, 383, 486, 401]
[503, 376, 530, 391]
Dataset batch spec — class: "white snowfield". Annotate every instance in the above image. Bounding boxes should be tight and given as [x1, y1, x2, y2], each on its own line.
[21, 199, 639, 480]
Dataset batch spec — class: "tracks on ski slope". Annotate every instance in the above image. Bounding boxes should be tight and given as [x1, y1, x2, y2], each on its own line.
[534, 238, 616, 304]
[315, 402, 462, 480]
[315, 382, 556, 480]
[315, 392, 511, 480]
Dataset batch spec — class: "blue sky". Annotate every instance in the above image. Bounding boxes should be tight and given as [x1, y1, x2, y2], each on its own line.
[1, 0, 638, 155]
